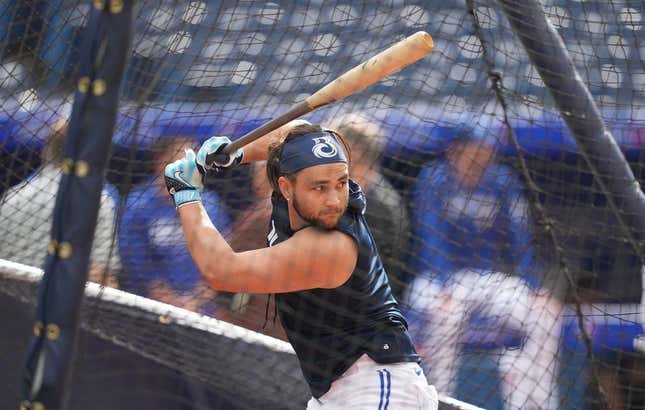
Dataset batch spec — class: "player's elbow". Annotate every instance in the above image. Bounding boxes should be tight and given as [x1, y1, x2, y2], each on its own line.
[198, 251, 241, 291]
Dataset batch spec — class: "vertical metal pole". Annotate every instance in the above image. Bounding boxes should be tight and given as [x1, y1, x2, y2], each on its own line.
[498, 0, 645, 254]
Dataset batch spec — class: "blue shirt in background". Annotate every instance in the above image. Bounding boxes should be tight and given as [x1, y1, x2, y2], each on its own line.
[119, 176, 231, 296]
[410, 160, 540, 290]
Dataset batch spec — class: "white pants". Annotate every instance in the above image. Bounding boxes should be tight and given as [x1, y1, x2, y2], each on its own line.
[306, 354, 438, 410]
[407, 270, 563, 410]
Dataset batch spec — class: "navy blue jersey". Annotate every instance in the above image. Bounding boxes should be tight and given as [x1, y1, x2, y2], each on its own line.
[268, 180, 419, 398]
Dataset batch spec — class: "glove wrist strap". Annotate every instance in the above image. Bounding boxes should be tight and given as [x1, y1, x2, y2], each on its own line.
[173, 189, 201, 208]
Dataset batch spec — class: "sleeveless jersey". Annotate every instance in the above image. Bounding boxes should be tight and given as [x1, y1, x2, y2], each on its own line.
[268, 180, 419, 398]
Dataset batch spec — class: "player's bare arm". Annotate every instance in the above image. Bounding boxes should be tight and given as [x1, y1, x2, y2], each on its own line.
[177, 202, 357, 293]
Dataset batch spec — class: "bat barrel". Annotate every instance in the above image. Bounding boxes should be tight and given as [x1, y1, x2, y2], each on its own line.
[305, 31, 433, 109]
[206, 31, 434, 166]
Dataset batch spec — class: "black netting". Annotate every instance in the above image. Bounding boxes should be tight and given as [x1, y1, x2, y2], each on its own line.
[1, 1, 644, 409]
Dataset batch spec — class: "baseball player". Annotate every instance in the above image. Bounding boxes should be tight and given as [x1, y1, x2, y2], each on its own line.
[163, 122, 438, 409]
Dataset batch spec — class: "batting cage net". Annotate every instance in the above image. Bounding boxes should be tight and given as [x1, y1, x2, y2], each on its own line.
[0, 1, 644, 410]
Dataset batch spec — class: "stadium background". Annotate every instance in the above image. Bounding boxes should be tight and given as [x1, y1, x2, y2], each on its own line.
[0, 0, 644, 409]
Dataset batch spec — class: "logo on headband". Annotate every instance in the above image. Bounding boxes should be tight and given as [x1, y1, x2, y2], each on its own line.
[311, 136, 339, 159]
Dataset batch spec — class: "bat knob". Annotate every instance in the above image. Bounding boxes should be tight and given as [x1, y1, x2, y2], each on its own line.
[205, 152, 231, 169]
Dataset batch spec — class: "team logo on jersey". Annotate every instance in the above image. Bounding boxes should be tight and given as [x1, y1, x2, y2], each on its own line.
[311, 136, 339, 159]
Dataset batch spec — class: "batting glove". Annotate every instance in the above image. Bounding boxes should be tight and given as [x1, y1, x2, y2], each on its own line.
[196, 136, 244, 172]
[164, 149, 204, 208]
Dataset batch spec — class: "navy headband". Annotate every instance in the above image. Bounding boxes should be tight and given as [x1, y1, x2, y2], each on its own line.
[279, 131, 348, 175]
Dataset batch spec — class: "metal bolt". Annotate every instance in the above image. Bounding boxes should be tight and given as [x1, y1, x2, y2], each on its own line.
[92, 79, 106, 96]
[78, 76, 90, 93]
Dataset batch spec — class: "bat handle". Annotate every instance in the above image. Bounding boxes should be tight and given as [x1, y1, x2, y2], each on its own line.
[208, 101, 311, 163]
[202, 101, 311, 168]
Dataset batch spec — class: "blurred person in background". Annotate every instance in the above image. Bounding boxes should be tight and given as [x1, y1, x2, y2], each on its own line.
[405, 125, 563, 410]
[327, 113, 411, 302]
[118, 135, 230, 314]
[0, 118, 120, 287]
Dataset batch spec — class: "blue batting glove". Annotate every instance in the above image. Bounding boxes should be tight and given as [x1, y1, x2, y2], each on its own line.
[164, 149, 204, 208]
[196, 136, 244, 172]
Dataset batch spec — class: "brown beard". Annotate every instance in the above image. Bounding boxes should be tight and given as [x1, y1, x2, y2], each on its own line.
[292, 192, 345, 230]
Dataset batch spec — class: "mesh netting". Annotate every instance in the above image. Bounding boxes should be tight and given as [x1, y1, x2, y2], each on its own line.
[1, 0, 644, 409]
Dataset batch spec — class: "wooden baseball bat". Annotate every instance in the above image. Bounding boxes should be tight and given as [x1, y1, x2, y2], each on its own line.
[207, 31, 433, 165]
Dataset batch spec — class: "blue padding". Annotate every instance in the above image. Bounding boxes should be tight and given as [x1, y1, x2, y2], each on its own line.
[112, 105, 273, 152]
[563, 320, 644, 362]
[3, 102, 645, 160]
[507, 126, 578, 155]
[562, 304, 644, 364]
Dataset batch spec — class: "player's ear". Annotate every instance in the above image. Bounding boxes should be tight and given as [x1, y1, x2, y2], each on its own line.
[277, 176, 292, 201]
